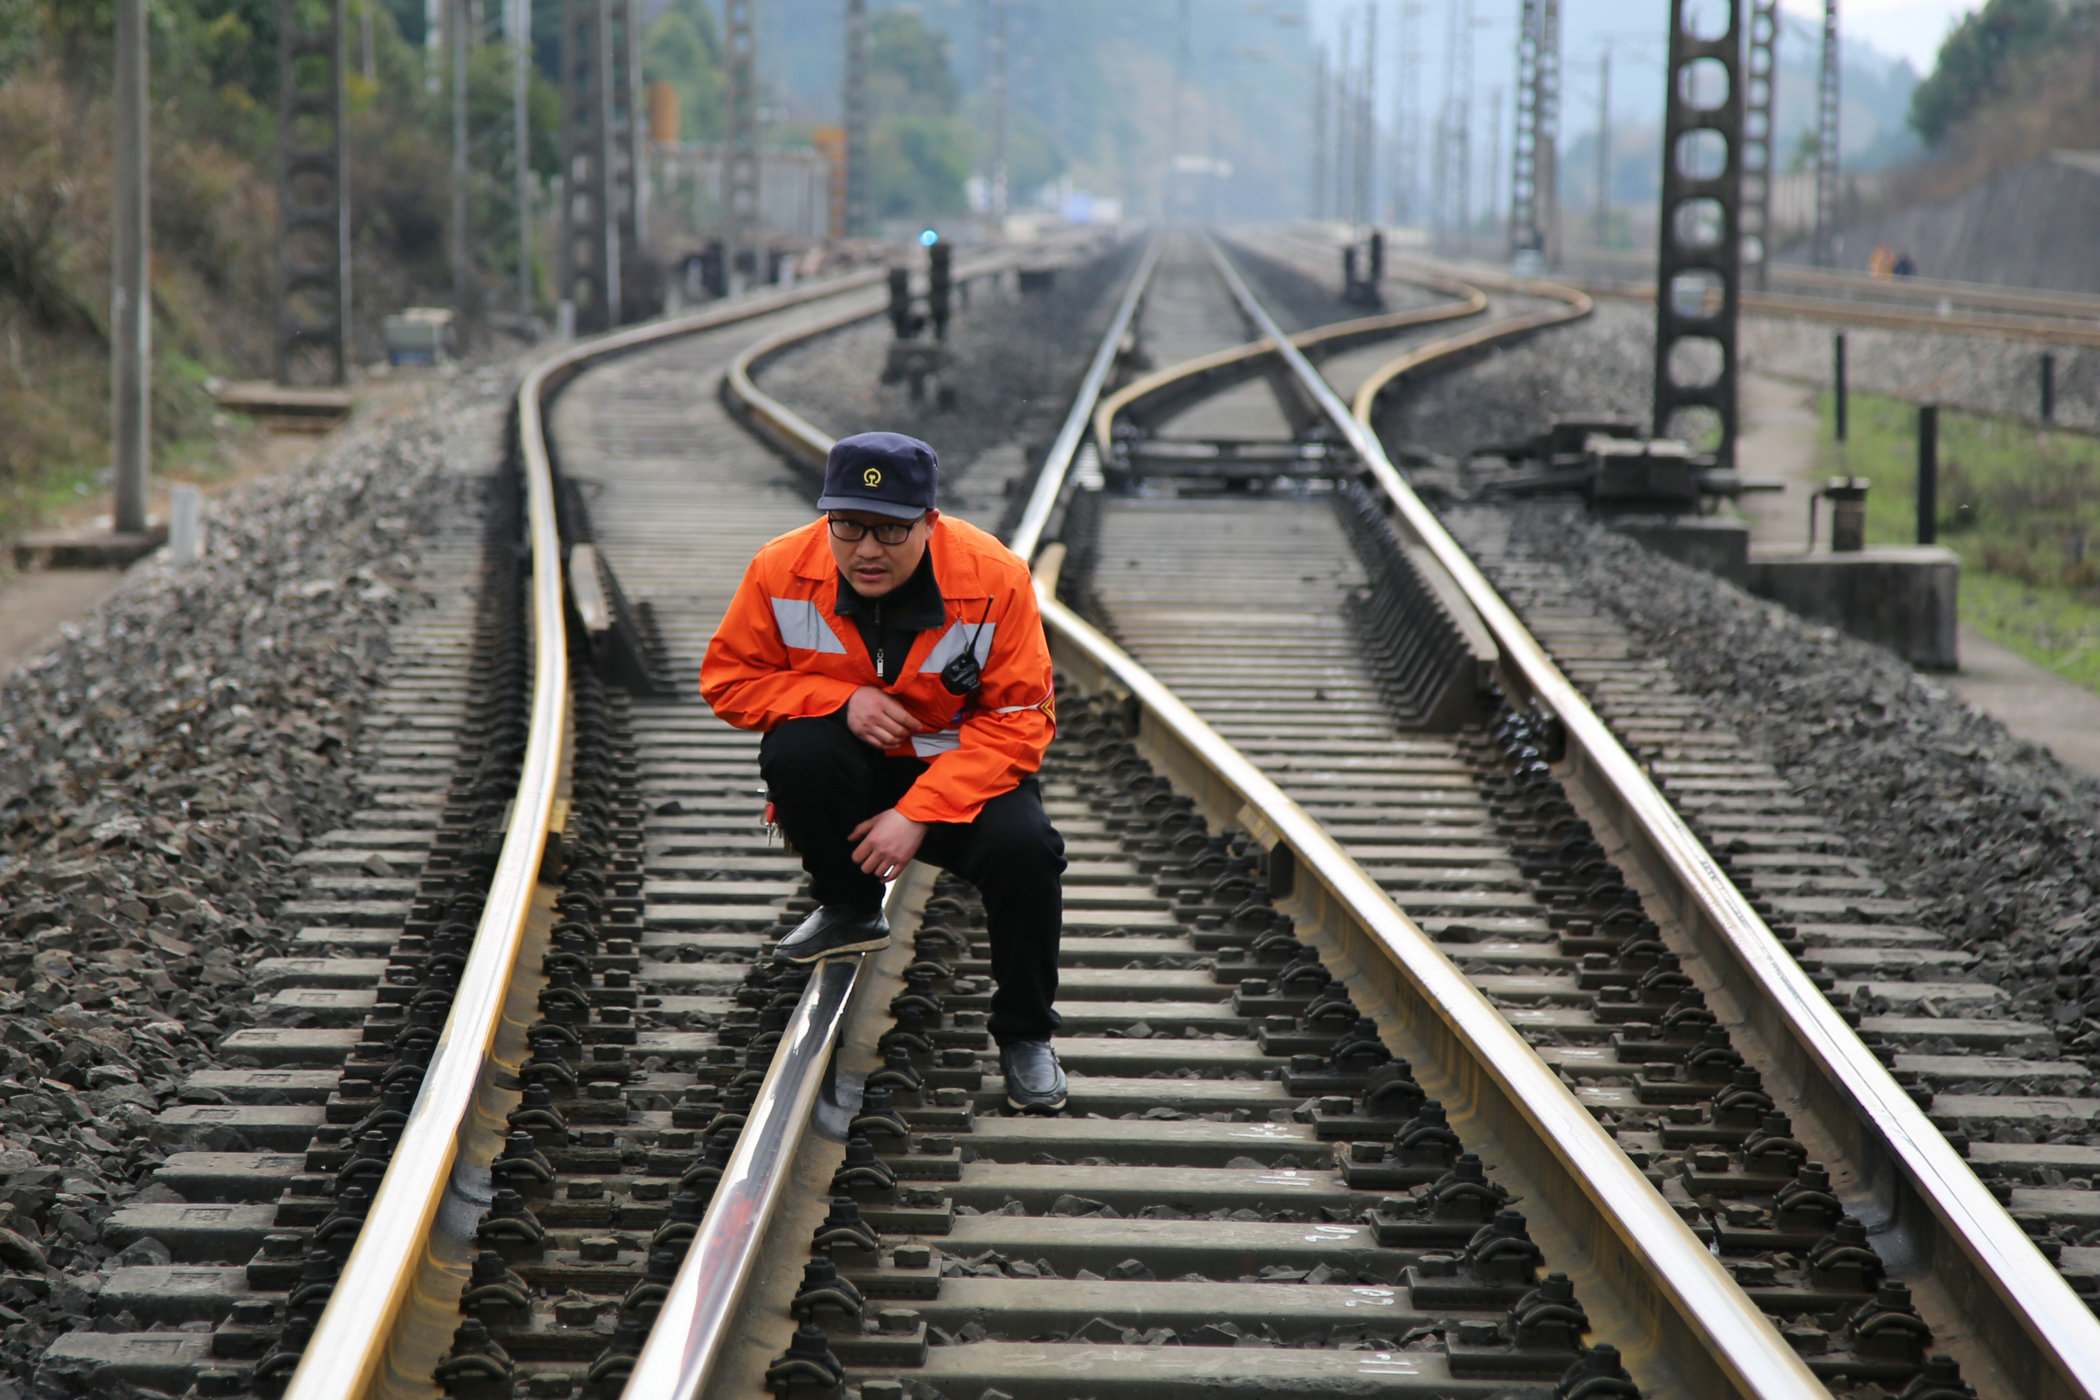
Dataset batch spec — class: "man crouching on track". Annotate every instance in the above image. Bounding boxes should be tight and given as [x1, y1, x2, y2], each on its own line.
[699, 431, 1069, 1113]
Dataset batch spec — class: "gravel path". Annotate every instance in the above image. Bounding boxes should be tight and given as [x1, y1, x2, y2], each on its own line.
[0, 364, 515, 1376]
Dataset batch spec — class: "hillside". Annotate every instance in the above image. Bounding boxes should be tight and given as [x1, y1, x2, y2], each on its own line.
[0, 2, 539, 541]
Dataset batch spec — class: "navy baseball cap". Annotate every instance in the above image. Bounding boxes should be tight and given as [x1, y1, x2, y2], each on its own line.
[818, 432, 938, 520]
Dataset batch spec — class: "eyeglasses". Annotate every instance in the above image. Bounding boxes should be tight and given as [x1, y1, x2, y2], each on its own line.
[827, 515, 923, 546]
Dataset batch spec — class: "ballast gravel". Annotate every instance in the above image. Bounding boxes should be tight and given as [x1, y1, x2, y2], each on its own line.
[1379, 294, 2094, 454]
[0, 364, 516, 1383]
[1462, 502, 2100, 1066]
[752, 240, 1139, 518]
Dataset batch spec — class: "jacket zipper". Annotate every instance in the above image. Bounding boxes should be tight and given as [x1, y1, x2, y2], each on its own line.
[873, 601, 884, 682]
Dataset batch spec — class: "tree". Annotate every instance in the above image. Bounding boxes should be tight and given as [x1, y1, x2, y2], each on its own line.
[1909, 0, 2067, 144]
[872, 112, 968, 218]
[868, 9, 958, 121]
[643, 0, 725, 143]
[864, 9, 965, 219]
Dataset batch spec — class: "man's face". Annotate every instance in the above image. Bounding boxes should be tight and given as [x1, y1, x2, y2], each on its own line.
[827, 509, 936, 599]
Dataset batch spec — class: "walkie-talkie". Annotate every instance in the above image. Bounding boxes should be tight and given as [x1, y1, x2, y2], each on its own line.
[940, 597, 997, 697]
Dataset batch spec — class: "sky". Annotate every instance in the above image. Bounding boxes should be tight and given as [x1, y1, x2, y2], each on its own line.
[1817, 0, 1975, 74]
[1305, 0, 1964, 143]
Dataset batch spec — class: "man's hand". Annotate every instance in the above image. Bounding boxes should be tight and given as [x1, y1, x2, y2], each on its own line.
[846, 686, 922, 749]
[850, 809, 927, 881]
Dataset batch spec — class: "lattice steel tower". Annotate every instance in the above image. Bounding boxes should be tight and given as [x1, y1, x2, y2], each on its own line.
[1653, 0, 1744, 469]
[1813, 0, 1840, 266]
[846, 0, 868, 237]
[1508, 0, 1559, 263]
[559, 0, 642, 330]
[1436, 0, 1473, 246]
[276, 0, 350, 384]
[1394, 0, 1421, 225]
[1741, 0, 1777, 286]
[725, 0, 759, 286]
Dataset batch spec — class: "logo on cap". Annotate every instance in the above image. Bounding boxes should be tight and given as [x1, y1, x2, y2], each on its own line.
[863, 467, 883, 487]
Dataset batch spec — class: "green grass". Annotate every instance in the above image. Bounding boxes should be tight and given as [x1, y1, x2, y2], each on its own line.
[1814, 389, 2100, 689]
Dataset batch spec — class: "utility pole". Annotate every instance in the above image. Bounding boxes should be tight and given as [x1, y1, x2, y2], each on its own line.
[1485, 85, 1502, 243]
[1395, 0, 1421, 225]
[1813, 0, 1840, 267]
[1437, 0, 1472, 250]
[1168, 0, 1189, 222]
[1510, 0, 1558, 262]
[513, 0, 531, 317]
[559, 0, 622, 329]
[1593, 46, 1610, 248]
[845, 0, 868, 237]
[1337, 10, 1355, 224]
[1312, 46, 1328, 220]
[990, 0, 1009, 224]
[1359, 2, 1378, 226]
[113, 0, 149, 535]
[451, 0, 470, 326]
[724, 0, 758, 290]
[1743, 0, 1777, 286]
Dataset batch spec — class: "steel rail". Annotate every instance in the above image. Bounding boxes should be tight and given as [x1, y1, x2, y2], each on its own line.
[1560, 240, 2100, 323]
[1234, 234, 2100, 1400]
[707, 232, 1811, 1397]
[1577, 281, 2100, 350]
[620, 236, 1165, 1400]
[279, 266, 909, 1400]
[616, 927, 874, 1400]
[1030, 589, 1823, 1400]
[1088, 267, 1490, 467]
[1007, 235, 1162, 561]
[1347, 260, 1592, 422]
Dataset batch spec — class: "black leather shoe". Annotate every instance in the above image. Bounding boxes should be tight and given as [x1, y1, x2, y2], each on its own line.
[771, 905, 890, 963]
[999, 1039, 1067, 1113]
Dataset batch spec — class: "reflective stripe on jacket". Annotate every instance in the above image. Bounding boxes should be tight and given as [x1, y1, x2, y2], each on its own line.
[699, 514, 1056, 825]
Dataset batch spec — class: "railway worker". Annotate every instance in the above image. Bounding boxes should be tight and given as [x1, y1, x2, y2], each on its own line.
[699, 431, 1070, 1113]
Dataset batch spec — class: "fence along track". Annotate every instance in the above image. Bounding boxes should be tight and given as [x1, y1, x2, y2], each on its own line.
[1318, 245, 2100, 1397]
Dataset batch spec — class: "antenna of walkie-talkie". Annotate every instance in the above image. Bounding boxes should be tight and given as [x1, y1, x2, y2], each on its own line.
[940, 597, 996, 698]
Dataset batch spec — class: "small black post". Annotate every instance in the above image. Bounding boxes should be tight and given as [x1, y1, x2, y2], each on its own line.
[2041, 351, 2056, 425]
[886, 266, 912, 340]
[1917, 402, 1939, 546]
[1833, 333, 1848, 442]
[927, 243, 952, 342]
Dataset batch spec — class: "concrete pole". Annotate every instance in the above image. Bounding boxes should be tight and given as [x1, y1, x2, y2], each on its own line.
[1168, 0, 1187, 222]
[451, 0, 471, 325]
[514, 0, 531, 316]
[1593, 46, 1609, 248]
[990, 0, 1009, 224]
[845, 0, 868, 238]
[113, 0, 150, 536]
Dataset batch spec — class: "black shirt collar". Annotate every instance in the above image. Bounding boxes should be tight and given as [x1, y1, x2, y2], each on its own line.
[833, 549, 946, 629]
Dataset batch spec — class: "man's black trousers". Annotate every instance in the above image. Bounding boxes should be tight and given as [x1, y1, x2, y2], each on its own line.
[758, 717, 1064, 1045]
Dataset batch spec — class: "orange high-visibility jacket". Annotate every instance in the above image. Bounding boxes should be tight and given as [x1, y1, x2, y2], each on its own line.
[699, 514, 1056, 826]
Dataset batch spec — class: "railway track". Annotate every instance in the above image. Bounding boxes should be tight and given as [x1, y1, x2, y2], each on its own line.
[37, 225, 2100, 1400]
